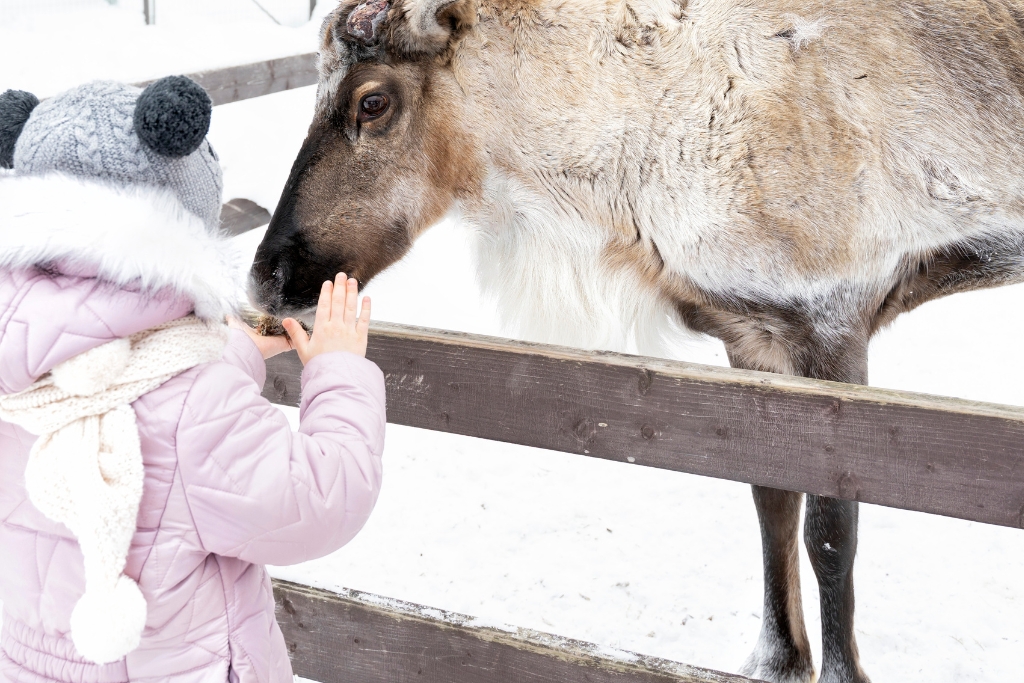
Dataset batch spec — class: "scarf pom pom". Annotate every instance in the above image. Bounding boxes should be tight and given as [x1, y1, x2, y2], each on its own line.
[70, 575, 147, 664]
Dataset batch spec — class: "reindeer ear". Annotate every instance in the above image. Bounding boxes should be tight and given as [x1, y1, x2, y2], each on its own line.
[386, 0, 476, 54]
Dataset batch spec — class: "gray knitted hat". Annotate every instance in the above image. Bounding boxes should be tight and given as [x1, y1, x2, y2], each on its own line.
[0, 78, 222, 230]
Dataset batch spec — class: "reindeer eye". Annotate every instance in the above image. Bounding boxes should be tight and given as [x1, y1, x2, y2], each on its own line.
[359, 94, 389, 120]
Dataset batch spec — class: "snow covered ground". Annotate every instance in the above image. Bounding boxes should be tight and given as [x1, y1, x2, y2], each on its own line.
[5, 2, 1024, 681]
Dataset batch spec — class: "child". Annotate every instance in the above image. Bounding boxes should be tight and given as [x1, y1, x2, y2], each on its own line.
[0, 77, 385, 682]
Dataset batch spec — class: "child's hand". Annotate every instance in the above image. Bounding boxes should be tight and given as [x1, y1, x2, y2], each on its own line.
[227, 316, 293, 360]
[283, 273, 371, 364]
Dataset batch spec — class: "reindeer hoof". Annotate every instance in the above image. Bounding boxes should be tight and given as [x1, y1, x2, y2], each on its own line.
[740, 652, 816, 683]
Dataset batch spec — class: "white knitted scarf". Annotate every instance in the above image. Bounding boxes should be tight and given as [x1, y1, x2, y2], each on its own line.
[0, 316, 227, 664]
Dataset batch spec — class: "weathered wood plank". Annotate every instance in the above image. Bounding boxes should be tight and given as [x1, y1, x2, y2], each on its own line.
[219, 198, 270, 236]
[272, 579, 758, 683]
[134, 52, 318, 106]
[263, 322, 1024, 528]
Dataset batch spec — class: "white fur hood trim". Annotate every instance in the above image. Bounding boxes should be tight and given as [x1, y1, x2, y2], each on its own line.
[0, 173, 242, 321]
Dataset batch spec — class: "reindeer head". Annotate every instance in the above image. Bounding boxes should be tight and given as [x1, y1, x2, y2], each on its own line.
[249, 0, 483, 317]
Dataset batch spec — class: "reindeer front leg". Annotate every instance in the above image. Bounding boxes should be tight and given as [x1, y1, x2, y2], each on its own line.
[805, 494, 868, 683]
[742, 485, 815, 683]
[725, 325, 871, 683]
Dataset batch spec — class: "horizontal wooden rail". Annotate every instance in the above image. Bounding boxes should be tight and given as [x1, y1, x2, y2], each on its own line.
[272, 579, 757, 683]
[264, 322, 1024, 528]
[134, 52, 318, 106]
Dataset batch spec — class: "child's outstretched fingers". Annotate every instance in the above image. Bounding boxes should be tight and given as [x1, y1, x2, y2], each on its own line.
[316, 279, 335, 329]
[358, 296, 371, 335]
[345, 278, 359, 324]
[282, 318, 311, 363]
[331, 273, 347, 322]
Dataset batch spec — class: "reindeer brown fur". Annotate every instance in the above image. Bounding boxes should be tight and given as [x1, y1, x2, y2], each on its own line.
[249, 2, 1024, 680]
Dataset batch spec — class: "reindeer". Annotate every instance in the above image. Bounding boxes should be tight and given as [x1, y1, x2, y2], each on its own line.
[249, 1, 1024, 680]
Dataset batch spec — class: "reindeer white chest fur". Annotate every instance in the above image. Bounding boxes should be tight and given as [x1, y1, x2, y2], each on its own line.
[465, 169, 682, 353]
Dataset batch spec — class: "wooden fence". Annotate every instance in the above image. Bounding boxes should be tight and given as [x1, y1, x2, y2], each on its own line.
[267, 323, 1024, 529]
[185, 55, 1020, 682]
[134, 52, 318, 106]
[272, 580, 754, 683]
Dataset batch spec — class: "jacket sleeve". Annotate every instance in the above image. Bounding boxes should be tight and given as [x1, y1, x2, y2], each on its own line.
[0, 269, 192, 395]
[175, 351, 386, 565]
[219, 328, 267, 388]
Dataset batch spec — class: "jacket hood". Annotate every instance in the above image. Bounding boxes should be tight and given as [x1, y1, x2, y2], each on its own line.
[0, 173, 241, 321]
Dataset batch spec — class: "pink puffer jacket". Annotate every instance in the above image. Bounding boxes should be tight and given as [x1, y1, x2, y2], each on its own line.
[0, 174, 386, 682]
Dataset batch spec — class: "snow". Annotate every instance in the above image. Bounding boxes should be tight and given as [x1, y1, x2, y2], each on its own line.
[4, 3, 1024, 682]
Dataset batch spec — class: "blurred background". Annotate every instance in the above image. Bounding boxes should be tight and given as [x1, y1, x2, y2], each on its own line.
[2, 0, 319, 27]
[0, 0, 329, 97]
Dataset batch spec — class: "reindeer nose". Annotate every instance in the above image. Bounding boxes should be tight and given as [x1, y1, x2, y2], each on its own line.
[248, 248, 293, 315]
[252, 257, 288, 292]
[249, 196, 312, 315]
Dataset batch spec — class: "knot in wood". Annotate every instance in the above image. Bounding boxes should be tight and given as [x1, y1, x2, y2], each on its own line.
[273, 375, 288, 399]
[641, 424, 656, 440]
[837, 471, 860, 500]
[637, 369, 654, 396]
[573, 418, 596, 443]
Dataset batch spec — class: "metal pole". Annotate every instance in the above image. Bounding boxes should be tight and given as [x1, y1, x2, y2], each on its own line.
[310, 0, 317, 19]
[144, 0, 155, 25]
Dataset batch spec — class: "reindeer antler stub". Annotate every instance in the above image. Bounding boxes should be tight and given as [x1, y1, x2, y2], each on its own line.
[346, 0, 391, 45]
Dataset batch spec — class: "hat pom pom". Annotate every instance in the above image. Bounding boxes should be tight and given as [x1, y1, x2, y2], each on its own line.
[133, 76, 212, 158]
[0, 89, 40, 169]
